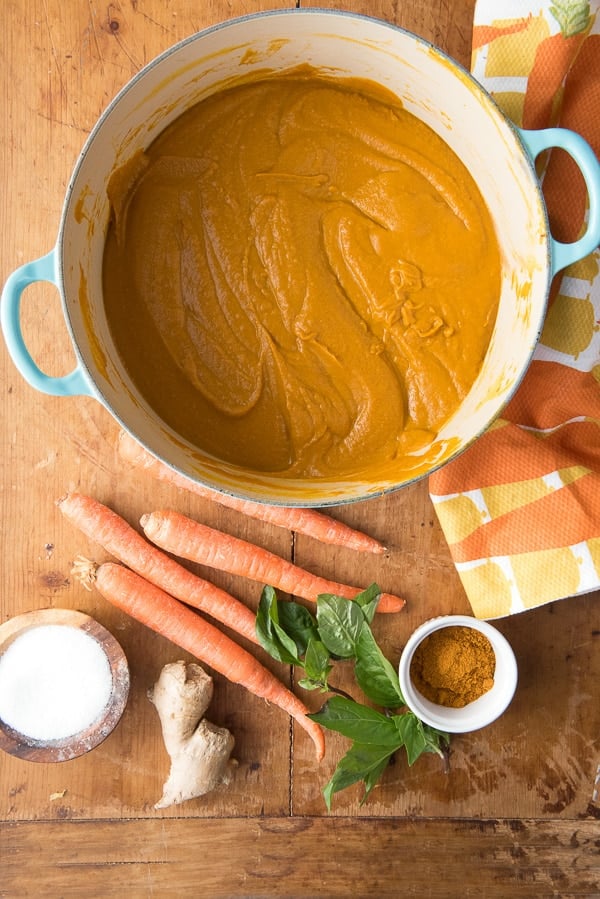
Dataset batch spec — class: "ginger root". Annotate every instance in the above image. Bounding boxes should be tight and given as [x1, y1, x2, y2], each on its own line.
[148, 660, 235, 809]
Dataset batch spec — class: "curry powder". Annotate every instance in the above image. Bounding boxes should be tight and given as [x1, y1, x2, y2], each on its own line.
[410, 626, 495, 708]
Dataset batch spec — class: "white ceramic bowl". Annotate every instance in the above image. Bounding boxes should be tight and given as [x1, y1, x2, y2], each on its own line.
[2, 10, 600, 505]
[398, 614, 518, 733]
[0, 608, 130, 762]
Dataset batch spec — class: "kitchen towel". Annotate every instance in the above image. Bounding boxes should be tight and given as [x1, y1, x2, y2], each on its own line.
[429, 0, 600, 618]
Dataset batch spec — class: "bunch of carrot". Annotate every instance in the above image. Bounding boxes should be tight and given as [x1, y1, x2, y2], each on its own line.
[62, 492, 326, 759]
[60, 462, 404, 760]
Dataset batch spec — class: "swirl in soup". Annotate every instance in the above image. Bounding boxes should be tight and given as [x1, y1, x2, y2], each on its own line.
[103, 70, 501, 479]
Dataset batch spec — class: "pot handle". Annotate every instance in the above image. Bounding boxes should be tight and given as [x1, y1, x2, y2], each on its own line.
[1, 250, 94, 397]
[518, 127, 600, 276]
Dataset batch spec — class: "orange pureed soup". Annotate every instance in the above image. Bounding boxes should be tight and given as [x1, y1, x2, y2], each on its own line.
[103, 70, 501, 479]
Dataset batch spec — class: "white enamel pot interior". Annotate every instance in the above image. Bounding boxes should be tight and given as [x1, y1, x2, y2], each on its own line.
[3, 10, 600, 506]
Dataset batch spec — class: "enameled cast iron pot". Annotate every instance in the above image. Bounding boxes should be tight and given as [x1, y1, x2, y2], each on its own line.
[3, 10, 600, 506]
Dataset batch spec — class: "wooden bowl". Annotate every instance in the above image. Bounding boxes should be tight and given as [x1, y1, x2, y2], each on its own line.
[0, 608, 130, 762]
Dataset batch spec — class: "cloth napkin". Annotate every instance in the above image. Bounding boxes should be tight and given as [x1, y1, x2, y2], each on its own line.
[429, 0, 600, 619]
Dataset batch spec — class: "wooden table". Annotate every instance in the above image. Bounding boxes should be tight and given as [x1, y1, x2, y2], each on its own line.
[1, 1, 599, 895]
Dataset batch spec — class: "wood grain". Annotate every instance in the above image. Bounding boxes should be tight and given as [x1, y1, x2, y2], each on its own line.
[1, 0, 599, 894]
[3, 817, 599, 897]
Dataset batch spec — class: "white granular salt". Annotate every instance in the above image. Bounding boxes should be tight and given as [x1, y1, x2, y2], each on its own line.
[0, 624, 113, 742]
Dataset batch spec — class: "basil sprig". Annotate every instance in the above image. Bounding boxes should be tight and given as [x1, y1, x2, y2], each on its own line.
[256, 584, 449, 809]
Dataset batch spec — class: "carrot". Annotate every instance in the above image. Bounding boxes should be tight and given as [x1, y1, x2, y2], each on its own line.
[471, 15, 531, 52]
[58, 492, 258, 645]
[118, 430, 386, 555]
[141, 509, 406, 614]
[73, 558, 325, 761]
[522, 0, 590, 130]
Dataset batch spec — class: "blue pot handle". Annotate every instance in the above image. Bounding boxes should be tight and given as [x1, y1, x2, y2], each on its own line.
[1, 250, 94, 397]
[518, 127, 600, 276]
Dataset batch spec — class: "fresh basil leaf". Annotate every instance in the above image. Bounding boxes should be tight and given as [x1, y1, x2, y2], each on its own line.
[393, 713, 427, 765]
[255, 585, 279, 650]
[360, 755, 393, 806]
[350, 583, 382, 624]
[322, 742, 395, 811]
[256, 585, 277, 634]
[392, 714, 449, 766]
[256, 583, 451, 811]
[304, 638, 332, 685]
[421, 722, 450, 755]
[309, 695, 402, 748]
[256, 586, 302, 666]
[316, 593, 365, 658]
[354, 626, 404, 708]
[278, 601, 319, 656]
[272, 620, 304, 665]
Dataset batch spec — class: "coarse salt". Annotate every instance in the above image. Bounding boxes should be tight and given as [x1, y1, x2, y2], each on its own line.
[0, 624, 113, 742]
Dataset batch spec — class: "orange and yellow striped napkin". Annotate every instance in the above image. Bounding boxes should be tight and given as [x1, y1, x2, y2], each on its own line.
[429, 0, 600, 618]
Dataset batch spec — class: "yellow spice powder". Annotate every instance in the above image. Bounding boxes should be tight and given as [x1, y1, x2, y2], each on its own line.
[410, 625, 495, 708]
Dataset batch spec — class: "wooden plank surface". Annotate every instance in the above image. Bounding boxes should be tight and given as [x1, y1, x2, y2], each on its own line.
[3, 817, 600, 898]
[1, 0, 599, 894]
